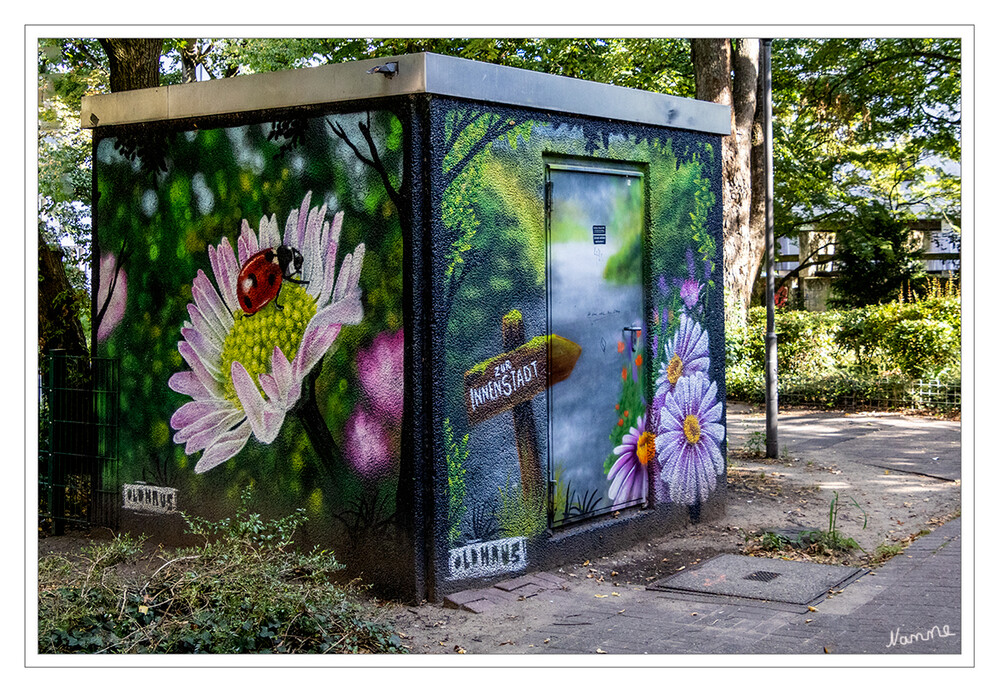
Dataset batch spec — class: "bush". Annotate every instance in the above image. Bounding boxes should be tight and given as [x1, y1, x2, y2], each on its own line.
[38, 487, 406, 654]
[884, 318, 959, 378]
[726, 297, 961, 409]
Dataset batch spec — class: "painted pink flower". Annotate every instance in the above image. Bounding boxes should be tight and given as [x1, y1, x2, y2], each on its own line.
[357, 329, 404, 423]
[96, 252, 127, 342]
[168, 192, 365, 473]
[343, 405, 395, 481]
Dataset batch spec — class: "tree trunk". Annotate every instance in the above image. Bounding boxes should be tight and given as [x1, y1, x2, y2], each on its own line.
[692, 38, 763, 326]
[180, 39, 199, 83]
[98, 39, 164, 92]
[38, 230, 88, 356]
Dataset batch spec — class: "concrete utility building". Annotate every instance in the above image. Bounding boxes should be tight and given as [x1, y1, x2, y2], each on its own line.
[82, 53, 731, 601]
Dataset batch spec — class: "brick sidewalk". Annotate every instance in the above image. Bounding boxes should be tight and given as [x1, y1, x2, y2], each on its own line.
[528, 517, 961, 655]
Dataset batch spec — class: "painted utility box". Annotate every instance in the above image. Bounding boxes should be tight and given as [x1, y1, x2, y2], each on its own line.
[82, 53, 730, 601]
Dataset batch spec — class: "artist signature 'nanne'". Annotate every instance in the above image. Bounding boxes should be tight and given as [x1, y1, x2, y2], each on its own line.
[887, 624, 957, 648]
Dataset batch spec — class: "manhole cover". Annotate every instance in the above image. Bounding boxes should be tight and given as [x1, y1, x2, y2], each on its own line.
[648, 554, 867, 608]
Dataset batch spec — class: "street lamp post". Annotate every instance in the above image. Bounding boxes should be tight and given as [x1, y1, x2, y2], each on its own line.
[762, 38, 779, 459]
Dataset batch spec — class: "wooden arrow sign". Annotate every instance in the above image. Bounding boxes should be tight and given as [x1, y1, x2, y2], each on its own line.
[463, 310, 582, 501]
[464, 332, 581, 426]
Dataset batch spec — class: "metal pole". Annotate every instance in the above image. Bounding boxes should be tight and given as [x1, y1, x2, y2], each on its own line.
[762, 38, 779, 458]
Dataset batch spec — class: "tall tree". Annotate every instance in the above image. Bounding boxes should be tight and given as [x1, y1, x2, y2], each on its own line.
[691, 38, 764, 324]
[98, 39, 164, 91]
[772, 39, 961, 247]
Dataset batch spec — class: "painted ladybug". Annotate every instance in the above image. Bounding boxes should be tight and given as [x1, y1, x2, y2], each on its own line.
[236, 245, 308, 315]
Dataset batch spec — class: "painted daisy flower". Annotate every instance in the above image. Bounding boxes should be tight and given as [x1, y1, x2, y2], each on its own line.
[655, 313, 710, 396]
[168, 192, 365, 473]
[656, 373, 725, 506]
[607, 414, 654, 504]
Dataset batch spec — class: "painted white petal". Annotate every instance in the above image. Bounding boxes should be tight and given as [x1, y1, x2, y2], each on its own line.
[332, 244, 365, 304]
[309, 291, 364, 334]
[258, 213, 281, 250]
[237, 220, 251, 265]
[186, 303, 226, 351]
[284, 191, 310, 248]
[257, 347, 298, 409]
[184, 409, 246, 455]
[292, 324, 341, 382]
[194, 420, 252, 474]
[178, 341, 222, 391]
[297, 191, 313, 247]
[211, 239, 240, 314]
[283, 209, 299, 248]
[167, 370, 211, 400]
[173, 406, 236, 445]
[231, 361, 285, 444]
[316, 216, 343, 308]
[270, 346, 295, 400]
[258, 372, 281, 403]
[240, 218, 260, 261]
[301, 202, 326, 288]
[207, 244, 235, 315]
[311, 218, 330, 297]
[169, 398, 228, 435]
[192, 270, 234, 333]
[181, 327, 221, 375]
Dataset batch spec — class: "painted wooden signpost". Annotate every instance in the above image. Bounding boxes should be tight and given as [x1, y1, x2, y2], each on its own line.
[464, 309, 581, 500]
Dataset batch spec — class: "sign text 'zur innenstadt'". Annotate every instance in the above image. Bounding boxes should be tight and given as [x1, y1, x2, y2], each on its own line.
[463, 334, 580, 425]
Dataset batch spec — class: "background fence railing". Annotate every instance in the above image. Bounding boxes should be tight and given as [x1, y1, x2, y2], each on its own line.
[38, 351, 120, 535]
[769, 373, 961, 413]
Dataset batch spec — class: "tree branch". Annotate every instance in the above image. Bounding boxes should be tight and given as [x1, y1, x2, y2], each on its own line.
[442, 113, 521, 190]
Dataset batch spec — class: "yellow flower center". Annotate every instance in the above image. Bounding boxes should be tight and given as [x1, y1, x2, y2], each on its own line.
[683, 414, 701, 445]
[219, 283, 317, 406]
[667, 354, 683, 385]
[637, 431, 656, 466]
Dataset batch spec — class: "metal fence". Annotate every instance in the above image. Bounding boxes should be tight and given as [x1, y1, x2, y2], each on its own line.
[837, 377, 961, 413]
[38, 351, 120, 534]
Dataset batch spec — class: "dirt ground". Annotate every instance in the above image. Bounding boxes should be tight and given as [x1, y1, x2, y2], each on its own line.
[36, 407, 962, 655]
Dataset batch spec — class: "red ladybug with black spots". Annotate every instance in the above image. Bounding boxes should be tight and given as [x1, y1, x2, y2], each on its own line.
[236, 245, 308, 316]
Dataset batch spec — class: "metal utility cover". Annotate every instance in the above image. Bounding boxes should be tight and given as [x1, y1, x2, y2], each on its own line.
[648, 554, 867, 608]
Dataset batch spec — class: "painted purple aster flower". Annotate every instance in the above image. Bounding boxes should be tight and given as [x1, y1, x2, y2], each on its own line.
[343, 404, 395, 481]
[357, 329, 404, 424]
[607, 414, 654, 504]
[655, 313, 710, 396]
[96, 252, 127, 342]
[168, 192, 365, 473]
[656, 373, 725, 506]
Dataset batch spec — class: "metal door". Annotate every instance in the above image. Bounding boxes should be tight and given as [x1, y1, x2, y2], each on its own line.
[546, 162, 648, 527]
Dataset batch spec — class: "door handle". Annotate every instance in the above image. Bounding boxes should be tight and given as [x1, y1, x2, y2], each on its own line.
[622, 326, 642, 351]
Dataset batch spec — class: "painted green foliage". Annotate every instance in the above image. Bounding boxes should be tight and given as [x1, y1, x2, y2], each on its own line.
[438, 101, 724, 556]
[94, 110, 406, 545]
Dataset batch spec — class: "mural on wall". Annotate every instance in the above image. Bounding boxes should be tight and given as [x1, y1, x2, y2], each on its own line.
[93, 109, 409, 582]
[649, 240, 726, 510]
[434, 101, 726, 580]
[168, 192, 365, 474]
